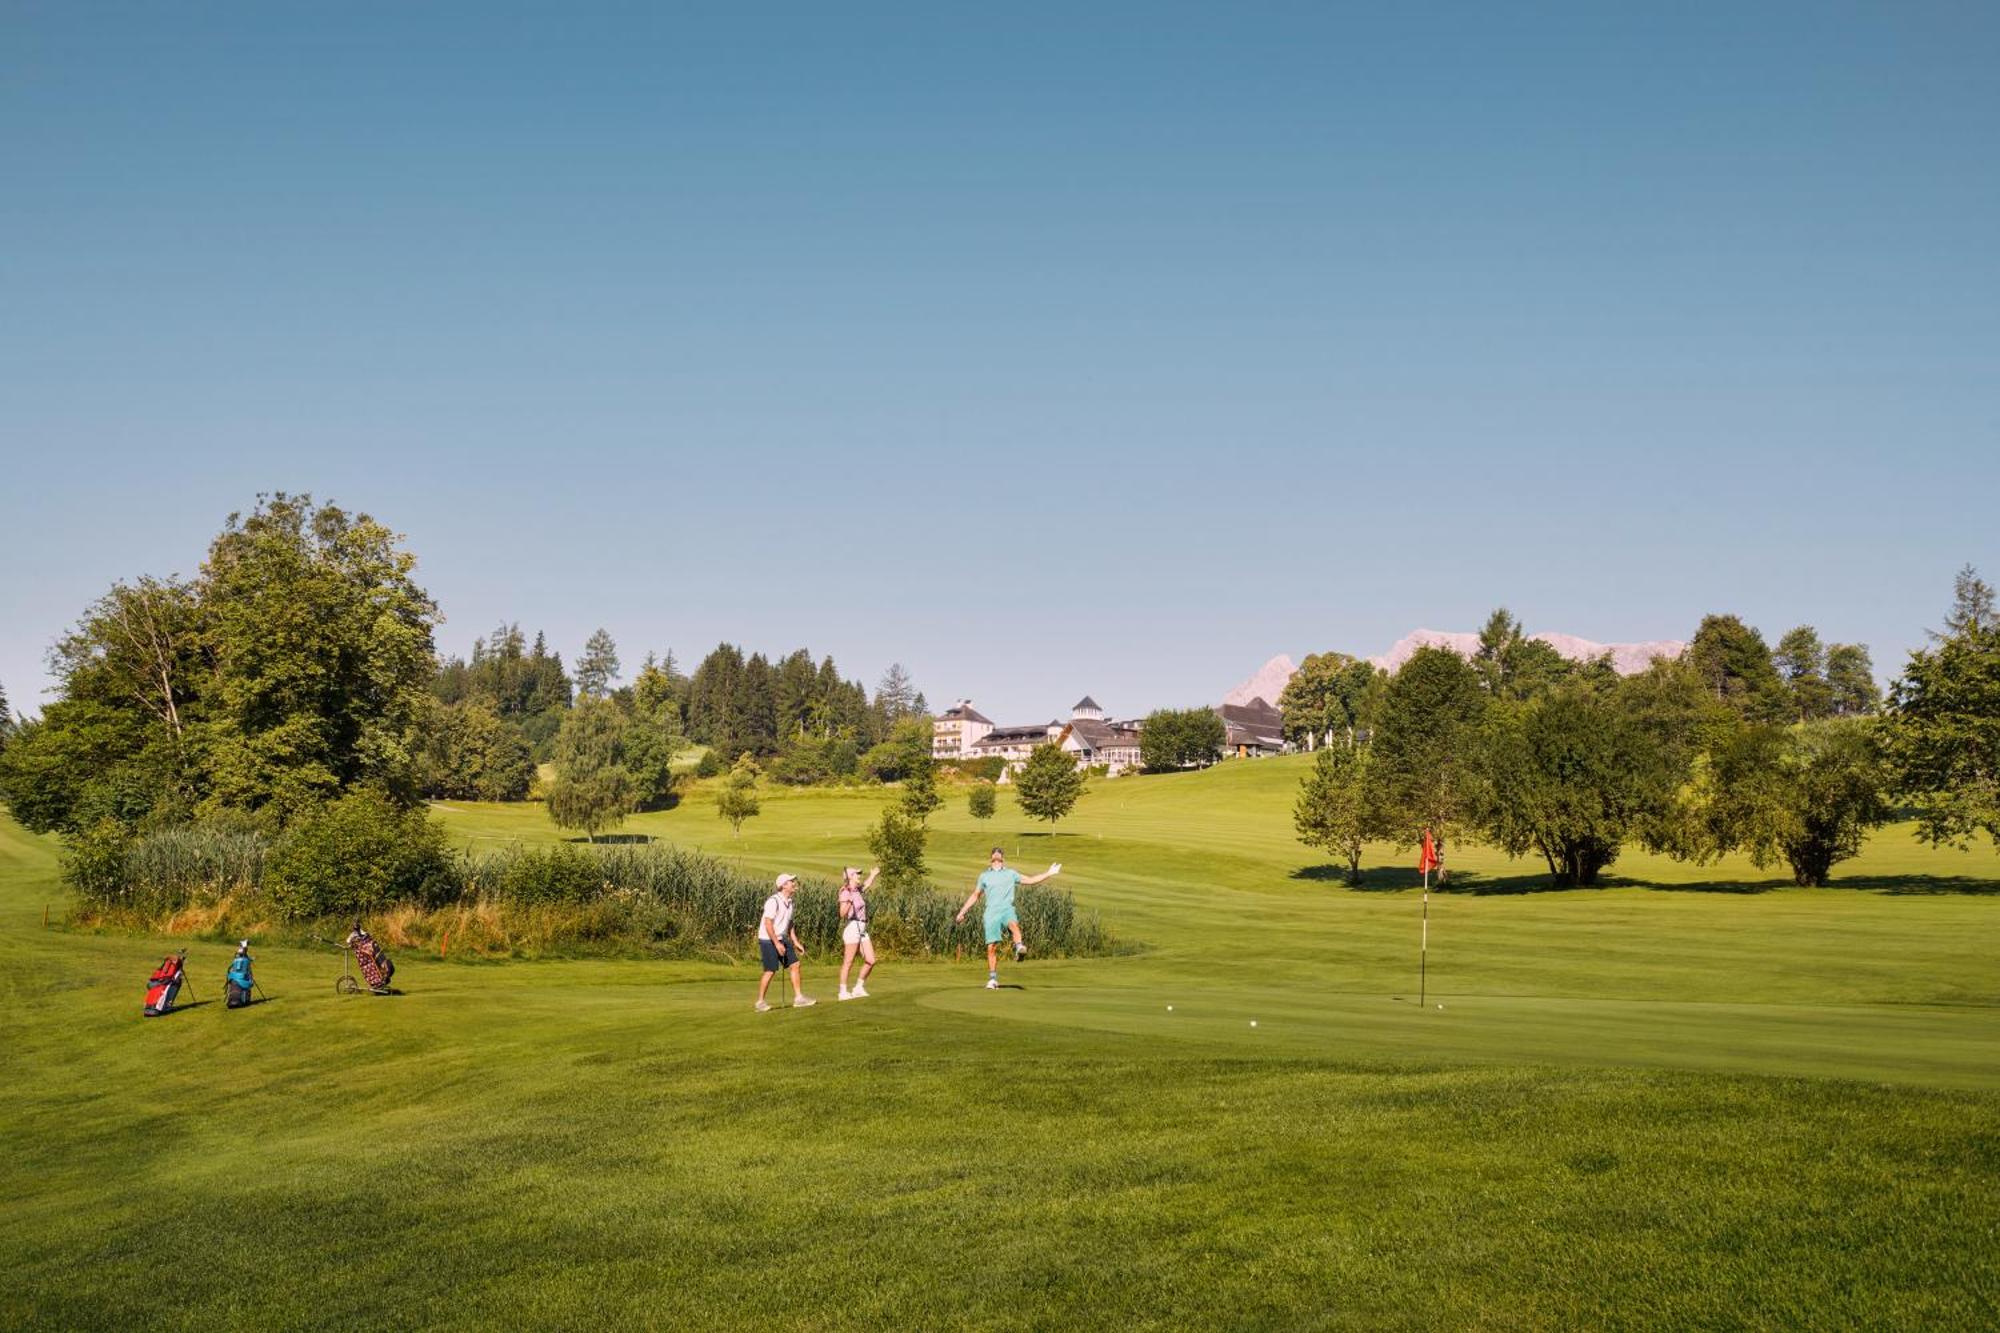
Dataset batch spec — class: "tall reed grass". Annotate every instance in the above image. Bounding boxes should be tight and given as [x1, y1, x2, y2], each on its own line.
[69, 827, 1112, 960]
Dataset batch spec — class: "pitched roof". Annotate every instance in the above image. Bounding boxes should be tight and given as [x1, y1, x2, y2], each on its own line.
[1216, 699, 1285, 749]
[1062, 718, 1143, 752]
[940, 702, 992, 724]
[1073, 695, 1100, 711]
[971, 723, 1058, 749]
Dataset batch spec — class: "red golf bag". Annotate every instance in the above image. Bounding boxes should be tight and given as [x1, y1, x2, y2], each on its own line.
[143, 951, 188, 1017]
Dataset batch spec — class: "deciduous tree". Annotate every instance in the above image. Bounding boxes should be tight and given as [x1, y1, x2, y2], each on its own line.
[546, 697, 636, 841]
[867, 807, 928, 888]
[1367, 647, 1488, 843]
[1293, 742, 1372, 884]
[1826, 644, 1879, 717]
[1671, 719, 1890, 886]
[715, 753, 762, 837]
[1482, 685, 1675, 887]
[1686, 614, 1789, 723]
[1013, 742, 1085, 827]
[1775, 626, 1833, 722]
[198, 494, 440, 821]
[1887, 568, 2000, 851]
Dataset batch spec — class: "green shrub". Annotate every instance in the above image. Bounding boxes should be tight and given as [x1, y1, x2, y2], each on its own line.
[62, 820, 132, 907]
[481, 843, 605, 905]
[866, 807, 929, 889]
[694, 749, 726, 779]
[968, 784, 997, 820]
[944, 756, 1006, 783]
[264, 790, 457, 920]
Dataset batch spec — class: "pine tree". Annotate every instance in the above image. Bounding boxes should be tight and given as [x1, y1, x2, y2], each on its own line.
[876, 663, 917, 724]
[575, 629, 621, 700]
[1941, 564, 1996, 639]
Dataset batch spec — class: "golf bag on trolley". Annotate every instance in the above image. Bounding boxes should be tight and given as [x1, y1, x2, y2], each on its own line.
[348, 925, 395, 994]
[143, 950, 189, 1017]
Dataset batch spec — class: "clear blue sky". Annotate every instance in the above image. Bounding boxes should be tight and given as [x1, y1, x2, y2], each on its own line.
[3, 2, 1995, 723]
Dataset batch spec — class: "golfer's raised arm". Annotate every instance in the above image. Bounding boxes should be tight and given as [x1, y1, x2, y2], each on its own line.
[1020, 862, 1062, 886]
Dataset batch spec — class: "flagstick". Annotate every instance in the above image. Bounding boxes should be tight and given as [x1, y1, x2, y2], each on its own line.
[1420, 867, 1429, 1009]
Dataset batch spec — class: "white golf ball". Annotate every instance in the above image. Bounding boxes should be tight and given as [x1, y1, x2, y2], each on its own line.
[1166, 1005, 1173, 1012]
[1249, 1020, 1258, 1028]
[1437, 1004, 1445, 1010]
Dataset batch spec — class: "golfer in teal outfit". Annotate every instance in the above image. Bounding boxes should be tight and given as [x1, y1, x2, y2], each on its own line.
[955, 847, 1062, 989]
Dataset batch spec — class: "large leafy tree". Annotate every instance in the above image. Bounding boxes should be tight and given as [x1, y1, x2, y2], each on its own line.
[1293, 741, 1373, 884]
[1482, 684, 1676, 886]
[416, 696, 534, 801]
[1367, 646, 1488, 843]
[1825, 643, 1879, 717]
[199, 495, 438, 820]
[1686, 614, 1789, 723]
[1277, 653, 1382, 749]
[545, 696, 636, 841]
[1013, 741, 1085, 827]
[0, 576, 208, 831]
[1886, 567, 2000, 851]
[1140, 707, 1225, 770]
[2, 495, 439, 832]
[1671, 719, 1890, 886]
[1774, 626, 1834, 722]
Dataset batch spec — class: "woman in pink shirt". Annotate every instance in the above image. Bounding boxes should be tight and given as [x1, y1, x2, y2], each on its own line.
[837, 865, 880, 1000]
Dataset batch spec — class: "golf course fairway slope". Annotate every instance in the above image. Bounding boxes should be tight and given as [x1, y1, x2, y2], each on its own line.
[3, 756, 1995, 1329]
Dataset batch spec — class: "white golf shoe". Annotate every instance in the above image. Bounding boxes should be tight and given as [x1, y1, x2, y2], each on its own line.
[852, 983, 869, 998]
[985, 977, 999, 990]
[754, 1000, 772, 1013]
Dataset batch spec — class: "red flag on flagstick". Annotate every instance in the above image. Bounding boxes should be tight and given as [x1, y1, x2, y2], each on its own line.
[1418, 828, 1439, 876]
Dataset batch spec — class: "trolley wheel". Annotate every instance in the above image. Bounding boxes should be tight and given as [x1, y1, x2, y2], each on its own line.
[336, 975, 360, 995]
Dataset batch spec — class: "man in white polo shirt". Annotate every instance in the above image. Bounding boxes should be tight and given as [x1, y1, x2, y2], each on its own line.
[755, 873, 815, 1012]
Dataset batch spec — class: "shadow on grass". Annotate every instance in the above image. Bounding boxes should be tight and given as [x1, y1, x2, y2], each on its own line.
[1844, 874, 2000, 896]
[1293, 865, 1794, 895]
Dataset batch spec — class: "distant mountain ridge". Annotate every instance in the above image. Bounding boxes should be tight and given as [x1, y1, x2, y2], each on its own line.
[1222, 631, 1685, 705]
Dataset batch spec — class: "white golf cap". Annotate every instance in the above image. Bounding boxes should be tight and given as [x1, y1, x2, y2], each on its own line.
[774, 873, 798, 889]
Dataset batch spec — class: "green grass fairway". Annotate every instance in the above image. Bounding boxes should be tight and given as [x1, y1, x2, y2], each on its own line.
[4, 756, 1997, 1328]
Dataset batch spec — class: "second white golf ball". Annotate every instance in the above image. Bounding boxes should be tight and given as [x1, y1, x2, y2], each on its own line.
[1249, 1020, 1258, 1028]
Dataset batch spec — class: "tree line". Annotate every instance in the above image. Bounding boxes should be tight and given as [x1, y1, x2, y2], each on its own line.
[1294, 575, 1997, 888]
[0, 494, 929, 846]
